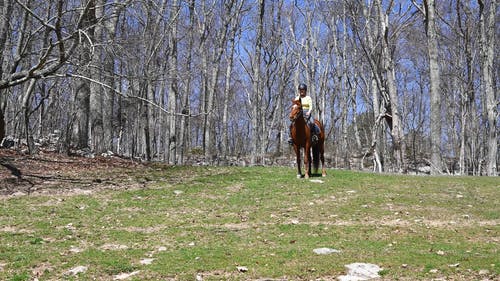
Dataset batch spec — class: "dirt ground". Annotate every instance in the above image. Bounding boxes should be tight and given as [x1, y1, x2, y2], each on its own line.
[0, 148, 148, 196]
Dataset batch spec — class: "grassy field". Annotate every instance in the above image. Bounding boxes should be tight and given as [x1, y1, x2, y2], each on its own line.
[0, 165, 498, 280]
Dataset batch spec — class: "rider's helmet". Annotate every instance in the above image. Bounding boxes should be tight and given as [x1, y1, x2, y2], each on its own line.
[298, 83, 307, 91]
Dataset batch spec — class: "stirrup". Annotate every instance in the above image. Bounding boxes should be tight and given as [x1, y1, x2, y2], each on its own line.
[312, 134, 318, 144]
[288, 138, 294, 145]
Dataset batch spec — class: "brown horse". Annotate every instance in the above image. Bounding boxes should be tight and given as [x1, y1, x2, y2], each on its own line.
[289, 98, 326, 178]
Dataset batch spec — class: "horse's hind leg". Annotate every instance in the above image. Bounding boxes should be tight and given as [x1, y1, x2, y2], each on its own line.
[321, 144, 326, 177]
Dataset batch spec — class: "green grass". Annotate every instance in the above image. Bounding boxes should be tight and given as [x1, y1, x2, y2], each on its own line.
[0, 166, 498, 280]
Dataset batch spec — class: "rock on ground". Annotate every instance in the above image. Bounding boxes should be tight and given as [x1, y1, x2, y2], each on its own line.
[337, 263, 382, 281]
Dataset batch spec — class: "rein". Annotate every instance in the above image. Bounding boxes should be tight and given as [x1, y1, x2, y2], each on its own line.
[290, 105, 303, 124]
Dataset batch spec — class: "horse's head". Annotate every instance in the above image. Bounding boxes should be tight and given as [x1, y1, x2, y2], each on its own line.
[289, 99, 302, 122]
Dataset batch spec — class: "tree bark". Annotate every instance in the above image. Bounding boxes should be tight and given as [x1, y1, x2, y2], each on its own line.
[376, 0, 406, 172]
[478, 0, 498, 176]
[424, 0, 443, 175]
[89, 0, 104, 153]
[221, 1, 243, 161]
[251, 0, 265, 165]
[167, 0, 180, 164]
[178, 0, 195, 165]
[22, 79, 37, 154]
[0, 0, 13, 141]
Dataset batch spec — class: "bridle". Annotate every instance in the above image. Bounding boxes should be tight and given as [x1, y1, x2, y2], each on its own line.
[290, 103, 303, 123]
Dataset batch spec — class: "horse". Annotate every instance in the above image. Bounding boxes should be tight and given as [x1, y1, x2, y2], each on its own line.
[289, 98, 326, 179]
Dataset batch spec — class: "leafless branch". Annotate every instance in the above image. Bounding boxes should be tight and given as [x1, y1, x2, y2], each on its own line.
[61, 73, 209, 118]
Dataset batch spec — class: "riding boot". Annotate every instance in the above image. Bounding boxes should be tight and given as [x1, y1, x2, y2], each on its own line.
[311, 124, 319, 144]
[311, 134, 318, 144]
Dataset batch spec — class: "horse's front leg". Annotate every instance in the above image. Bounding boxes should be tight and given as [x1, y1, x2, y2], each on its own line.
[294, 145, 302, 178]
[304, 145, 311, 179]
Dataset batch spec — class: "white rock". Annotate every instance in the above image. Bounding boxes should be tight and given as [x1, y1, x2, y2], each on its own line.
[114, 270, 140, 280]
[67, 265, 88, 275]
[69, 246, 83, 253]
[11, 192, 26, 197]
[313, 247, 341, 255]
[337, 263, 381, 281]
[140, 258, 154, 265]
[101, 150, 114, 157]
[65, 223, 76, 231]
[237, 266, 248, 272]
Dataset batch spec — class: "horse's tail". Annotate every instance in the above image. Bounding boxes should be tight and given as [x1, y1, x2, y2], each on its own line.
[312, 119, 324, 174]
[312, 143, 320, 173]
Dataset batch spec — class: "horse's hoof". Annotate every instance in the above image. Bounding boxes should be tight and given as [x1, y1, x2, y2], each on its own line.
[297, 174, 302, 179]
[305, 175, 310, 179]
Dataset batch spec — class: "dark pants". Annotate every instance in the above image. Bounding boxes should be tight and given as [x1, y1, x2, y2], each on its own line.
[306, 116, 319, 135]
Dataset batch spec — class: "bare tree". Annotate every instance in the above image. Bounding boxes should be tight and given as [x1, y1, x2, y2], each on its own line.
[376, 0, 406, 172]
[0, 0, 13, 141]
[250, 0, 265, 165]
[166, 0, 180, 164]
[360, 2, 384, 172]
[412, 0, 443, 174]
[478, 0, 498, 176]
[178, 0, 195, 165]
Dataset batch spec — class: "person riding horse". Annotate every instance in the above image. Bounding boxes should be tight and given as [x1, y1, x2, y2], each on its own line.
[288, 83, 320, 145]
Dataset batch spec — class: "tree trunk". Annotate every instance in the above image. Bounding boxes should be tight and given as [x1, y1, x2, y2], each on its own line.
[377, 0, 406, 172]
[339, 7, 349, 168]
[251, 0, 265, 165]
[0, 106, 4, 142]
[178, 0, 195, 165]
[478, 0, 498, 176]
[0, 0, 12, 142]
[168, 0, 180, 164]
[101, 0, 124, 153]
[22, 79, 37, 154]
[222, 18, 239, 161]
[0, 0, 12, 80]
[89, 1, 104, 153]
[204, 2, 234, 164]
[356, 2, 384, 172]
[198, 1, 210, 155]
[425, 0, 443, 175]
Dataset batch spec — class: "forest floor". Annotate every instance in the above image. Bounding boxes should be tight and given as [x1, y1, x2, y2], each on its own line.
[0, 148, 152, 196]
